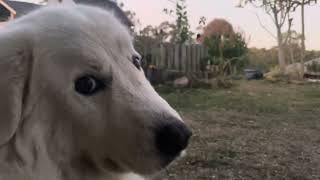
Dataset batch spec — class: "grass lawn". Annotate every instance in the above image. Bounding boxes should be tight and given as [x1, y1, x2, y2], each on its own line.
[153, 80, 320, 180]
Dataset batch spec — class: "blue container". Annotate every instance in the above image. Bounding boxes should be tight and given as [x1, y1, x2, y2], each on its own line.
[244, 69, 263, 80]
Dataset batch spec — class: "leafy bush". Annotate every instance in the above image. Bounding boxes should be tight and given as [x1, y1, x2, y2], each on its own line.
[307, 61, 320, 73]
[202, 32, 248, 75]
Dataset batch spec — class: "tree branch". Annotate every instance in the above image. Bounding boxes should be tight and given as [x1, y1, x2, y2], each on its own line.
[250, 10, 277, 40]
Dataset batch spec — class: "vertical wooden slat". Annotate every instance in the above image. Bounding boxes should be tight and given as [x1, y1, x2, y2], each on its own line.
[160, 44, 166, 69]
[164, 44, 169, 69]
[179, 44, 182, 71]
[143, 43, 206, 73]
[153, 45, 157, 66]
[185, 45, 189, 73]
[181, 45, 187, 73]
[165, 43, 169, 68]
[204, 46, 208, 58]
[154, 45, 158, 67]
[197, 45, 201, 73]
[192, 44, 197, 72]
[187, 45, 192, 73]
[157, 45, 161, 67]
[186, 45, 190, 73]
[167, 44, 172, 69]
[199, 45, 204, 69]
[174, 44, 180, 71]
[203, 45, 206, 57]
[171, 44, 175, 70]
[194, 45, 198, 72]
[172, 44, 176, 70]
[201, 45, 207, 73]
[150, 45, 154, 65]
[190, 45, 194, 72]
[143, 46, 148, 61]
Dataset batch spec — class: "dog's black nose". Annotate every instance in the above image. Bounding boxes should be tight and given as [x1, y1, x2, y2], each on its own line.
[155, 120, 192, 158]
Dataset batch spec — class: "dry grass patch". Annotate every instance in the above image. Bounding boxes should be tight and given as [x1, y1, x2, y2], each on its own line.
[153, 80, 320, 180]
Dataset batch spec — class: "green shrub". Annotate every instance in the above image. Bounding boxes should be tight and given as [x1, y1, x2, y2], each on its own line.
[307, 61, 320, 73]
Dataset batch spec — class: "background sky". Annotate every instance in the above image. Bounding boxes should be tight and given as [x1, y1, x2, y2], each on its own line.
[119, 0, 320, 50]
[25, 0, 320, 50]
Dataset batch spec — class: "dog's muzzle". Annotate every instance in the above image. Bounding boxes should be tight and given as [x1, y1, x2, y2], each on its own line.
[155, 118, 192, 163]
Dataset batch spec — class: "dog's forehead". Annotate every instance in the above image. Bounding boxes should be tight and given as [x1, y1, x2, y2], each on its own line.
[29, 6, 136, 67]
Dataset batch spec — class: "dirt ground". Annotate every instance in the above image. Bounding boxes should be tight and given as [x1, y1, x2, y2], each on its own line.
[152, 80, 320, 180]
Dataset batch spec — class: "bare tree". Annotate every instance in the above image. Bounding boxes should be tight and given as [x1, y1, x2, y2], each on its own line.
[240, 0, 296, 73]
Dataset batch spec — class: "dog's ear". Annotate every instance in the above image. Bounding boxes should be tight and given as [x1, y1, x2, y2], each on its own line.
[0, 28, 32, 146]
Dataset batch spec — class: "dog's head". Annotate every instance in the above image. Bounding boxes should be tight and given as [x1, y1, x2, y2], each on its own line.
[0, 5, 191, 176]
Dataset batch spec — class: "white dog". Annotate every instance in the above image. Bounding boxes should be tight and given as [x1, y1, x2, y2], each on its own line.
[0, 5, 191, 180]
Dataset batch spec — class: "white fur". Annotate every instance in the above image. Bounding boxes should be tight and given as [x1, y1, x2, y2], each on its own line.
[0, 5, 185, 180]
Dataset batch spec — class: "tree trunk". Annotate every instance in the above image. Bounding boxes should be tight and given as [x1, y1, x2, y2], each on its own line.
[289, 43, 294, 64]
[300, 1, 306, 79]
[277, 27, 286, 73]
[287, 13, 294, 64]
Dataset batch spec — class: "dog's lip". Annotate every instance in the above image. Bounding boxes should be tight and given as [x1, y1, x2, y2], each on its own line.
[158, 149, 187, 169]
[101, 158, 125, 173]
[159, 154, 176, 168]
[180, 150, 187, 157]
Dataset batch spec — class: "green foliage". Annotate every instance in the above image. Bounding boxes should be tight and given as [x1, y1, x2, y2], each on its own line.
[163, 0, 193, 44]
[134, 21, 177, 56]
[223, 33, 248, 59]
[307, 61, 320, 73]
[202, 31, 248, 75]
[203, 35, 222, 65]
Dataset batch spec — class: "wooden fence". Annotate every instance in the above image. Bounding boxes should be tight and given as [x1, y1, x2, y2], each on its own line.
[138, 43, 208, 74]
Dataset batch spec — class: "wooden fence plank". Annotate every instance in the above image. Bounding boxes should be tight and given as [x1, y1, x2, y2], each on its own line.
[137, 43, 207, 74]
[167, 44, 173, 69]
[186, 46, 191, 73]
[174, 44, 180, 70]
[160, 44, 166, 69]
[170, 44, 175, 70]
[197, 45, 201, 72]
[181, 45, 187, 72]
[192, 45, 197, 72]
[165, 43, 169, 68]
[187, 45, 192, 73]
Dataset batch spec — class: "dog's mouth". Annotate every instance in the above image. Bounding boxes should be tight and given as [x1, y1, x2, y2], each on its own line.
[101, 158, 126, 173]
[157, 149, 188, 170]
[99, 151, 184, 176]
[159, 153, 180, 169]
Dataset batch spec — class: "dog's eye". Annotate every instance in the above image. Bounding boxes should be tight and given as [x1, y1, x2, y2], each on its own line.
[132, 55, 141, 70]
[74, 75, 106, 96]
